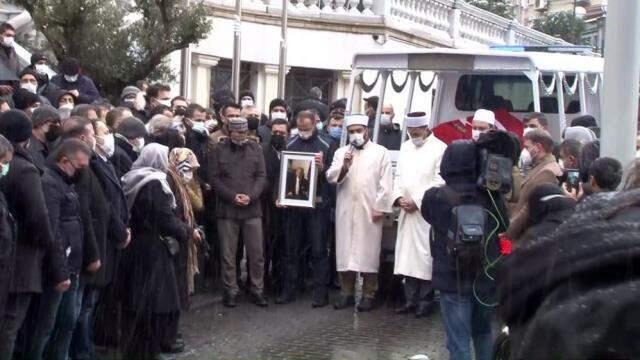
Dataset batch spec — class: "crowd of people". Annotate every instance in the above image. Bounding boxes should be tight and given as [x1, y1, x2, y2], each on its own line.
[1, 20, 640, 360]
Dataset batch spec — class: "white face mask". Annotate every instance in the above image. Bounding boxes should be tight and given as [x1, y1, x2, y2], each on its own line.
[271, 111, 287, 120]
[59, 103, 74, 110]
[134, 92, 146, 111]
[205, 119, 218, 129]
[519, 148, 532, 172]
[35, 64, 47, 75]
[64, 74, 78, 83]
[411, 136, 426, 147]
[192, 121, 208, 135]
[133, 137, 145, 152]
[157, 99, 171, 107]
[290, 128, 299, 138]
[523, 127, 535, 136]
[349, 133, 366, 147]
[21, 83, 37, 94]
[2, 36, 14, 47]
[100, 133, 115, 158]
[241, 99, 254, 108]
[472, 129, 486, 141]
[380, 114, 392, 126]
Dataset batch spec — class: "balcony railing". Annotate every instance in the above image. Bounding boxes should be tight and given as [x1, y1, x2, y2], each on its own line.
[209, 0, 568, 47]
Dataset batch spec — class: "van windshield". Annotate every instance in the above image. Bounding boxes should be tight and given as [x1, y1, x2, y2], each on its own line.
[455, 75, 534, 113]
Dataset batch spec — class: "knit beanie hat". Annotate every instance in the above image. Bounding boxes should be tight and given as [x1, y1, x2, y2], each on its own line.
[0, 110, 32, 143]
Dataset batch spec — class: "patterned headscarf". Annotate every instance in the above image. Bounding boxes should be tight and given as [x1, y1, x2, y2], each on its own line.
[167, 148, 200, 227]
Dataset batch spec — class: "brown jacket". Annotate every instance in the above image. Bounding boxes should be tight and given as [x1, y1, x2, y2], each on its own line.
[207, 139, 267, 220]
[507, 154, 563, 241]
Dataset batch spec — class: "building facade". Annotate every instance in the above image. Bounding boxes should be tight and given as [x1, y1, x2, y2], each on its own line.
[176, 0, 566, 113]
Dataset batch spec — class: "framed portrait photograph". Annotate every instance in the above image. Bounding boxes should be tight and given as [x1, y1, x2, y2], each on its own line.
[278, 151, 318, 208]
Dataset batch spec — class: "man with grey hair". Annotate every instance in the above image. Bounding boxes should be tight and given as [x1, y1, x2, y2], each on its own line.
[208, 117, 268, 308]
[27, 105, 62, 170]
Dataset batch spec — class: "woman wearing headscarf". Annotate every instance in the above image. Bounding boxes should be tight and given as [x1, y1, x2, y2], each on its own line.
[162, 147, 203, 354]
[119, 143, 194, 359]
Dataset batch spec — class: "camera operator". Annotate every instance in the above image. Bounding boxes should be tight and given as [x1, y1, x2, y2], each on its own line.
[421, 139, 509, 360]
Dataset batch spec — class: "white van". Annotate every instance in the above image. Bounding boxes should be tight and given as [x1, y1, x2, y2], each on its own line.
[346, 47, 604, 150]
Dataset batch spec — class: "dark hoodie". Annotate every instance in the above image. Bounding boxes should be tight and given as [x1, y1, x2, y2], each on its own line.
[520, 183, 575, 243]
[421, 140, 509, 294]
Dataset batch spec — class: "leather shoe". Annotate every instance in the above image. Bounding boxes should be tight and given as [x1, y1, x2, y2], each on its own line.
[395, 302, 416, 314]
[161, 341, 185, 354]
[251, 292, 269, 307]
[223, 293, 237, 308]
[356, 297, 375, 312]
[275, 292, 295, 305]
[333, 295, 355, 310]
[311, 293, 329, 308]
[415, 301, 436, 318]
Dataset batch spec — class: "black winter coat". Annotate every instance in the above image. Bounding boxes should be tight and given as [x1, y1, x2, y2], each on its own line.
[0, 146, 55, 293]
[0, 191, 16, 317]
[285, 131, 336, 209]
[74, 165, 103, 277]
[50, 74, 100, 104]
[112, 137, 136, 179]
[41, 165, 82, 280]
[167, 176, 195, 310]
[84, 155, 129, 286]
[119, 180, 189, 314]
[498, 190, 640, 359]
[421, 141, 509, 295]
[27, 135, 49, 173]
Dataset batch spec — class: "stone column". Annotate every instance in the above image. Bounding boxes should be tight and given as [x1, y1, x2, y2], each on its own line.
[190, 53, 220, 108]
[257, 64, 289, 114]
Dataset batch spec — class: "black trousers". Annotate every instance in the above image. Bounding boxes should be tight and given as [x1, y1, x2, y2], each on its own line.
[404, 276, 434, 305]
[282, 208, 329, 297]
[263, 205, 286, 295]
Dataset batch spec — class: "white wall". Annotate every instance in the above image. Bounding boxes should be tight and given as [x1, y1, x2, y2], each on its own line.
[190, 16, 421, 70]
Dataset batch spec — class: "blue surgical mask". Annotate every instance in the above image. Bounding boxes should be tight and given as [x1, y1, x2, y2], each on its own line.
[0, 162, 10, 178]
[328, 127, 342, 141]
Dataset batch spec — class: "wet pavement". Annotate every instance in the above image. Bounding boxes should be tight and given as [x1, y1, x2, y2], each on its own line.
[175, 292, 447, 360]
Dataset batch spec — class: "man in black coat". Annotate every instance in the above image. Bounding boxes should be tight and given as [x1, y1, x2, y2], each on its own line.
[26, 139, 91, 359]
[421, 141, 508, 360]
[112, 116, 147, 179]
[277, 111, 336, 308]
[50, 58, 100, 105]
[0, 135, 16, 336]
[0, 110, 63, 359]
[261, 119, 289, 296]
[292, 87, 329, 123]
[27, 105, 62, 172]
[0, 23, 19, 96]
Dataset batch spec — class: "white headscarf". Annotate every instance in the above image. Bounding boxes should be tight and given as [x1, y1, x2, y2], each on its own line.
[121, 143, 176, 211]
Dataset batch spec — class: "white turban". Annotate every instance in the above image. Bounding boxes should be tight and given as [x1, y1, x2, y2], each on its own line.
[473, 109, 496, 126]
[405, 113, 429, 128]
[345, 114, 369, 128]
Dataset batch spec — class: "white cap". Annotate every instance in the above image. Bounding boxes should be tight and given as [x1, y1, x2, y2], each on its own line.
[345, 114, 369, 128]
[473, 109, 496, 126]
[405, 113, 429, 128]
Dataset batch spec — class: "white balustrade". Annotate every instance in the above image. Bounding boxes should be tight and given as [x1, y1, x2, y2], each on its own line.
[203, 0, 566, 47]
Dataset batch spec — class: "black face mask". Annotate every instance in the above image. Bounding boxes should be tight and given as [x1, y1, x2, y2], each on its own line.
[270, 134, 286, 150]
[247, 116, 260, 131]
[174, 107, 187, 117]
[69, 167, 84, 184]
[45, 124, 61, 143]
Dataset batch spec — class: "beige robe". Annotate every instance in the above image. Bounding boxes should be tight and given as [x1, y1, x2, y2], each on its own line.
[392, 135, 447, 280]
[326, 141, 393, 273]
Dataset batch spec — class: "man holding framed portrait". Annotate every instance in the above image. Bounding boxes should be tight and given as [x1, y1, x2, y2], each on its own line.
[275, 110, 336, 308]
